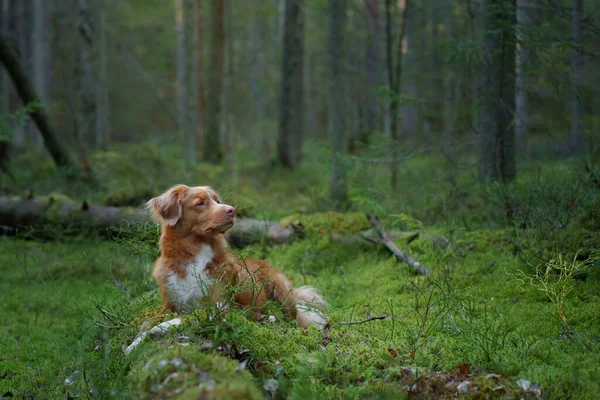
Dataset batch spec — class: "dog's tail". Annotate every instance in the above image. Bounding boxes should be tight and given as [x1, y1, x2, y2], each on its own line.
[270, 272, 329, 329]
[292, 285, 329, 329]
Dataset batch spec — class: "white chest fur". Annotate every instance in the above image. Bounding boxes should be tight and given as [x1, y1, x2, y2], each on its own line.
[166, 245, 215, 308]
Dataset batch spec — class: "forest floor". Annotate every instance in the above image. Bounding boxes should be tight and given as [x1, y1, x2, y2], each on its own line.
[1, 140, 600, 399]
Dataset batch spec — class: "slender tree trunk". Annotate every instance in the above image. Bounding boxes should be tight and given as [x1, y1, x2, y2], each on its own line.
[77, 0, 96, 150]
[442, 2, 457, 150]
[278, 0, 305, 168]
[464, 0, 480, 141]
[570, 0, 584, 153]
[96, 0, 109, 149]
[175, 0, 194, 166]
[250, 0, 265, 124]
[515, 0, 530, 154]
[0, 36, 76, 171]
[401, 16, 418, 138]
[363, 0, 382, 142]
[223, 0, 237, 185]
[203, 0, 224, 163]
[14, 0, 29, 148]
[328, 0, 348, 208]
[193, 0, 204, 154]
[0, 0, 9, 120]
[32, 0, 51, 148]
[385, 0, 409, 189]
[479, 0, 517, 182]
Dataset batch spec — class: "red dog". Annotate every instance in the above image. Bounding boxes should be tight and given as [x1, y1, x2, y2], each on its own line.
[147, 185, 328, 329]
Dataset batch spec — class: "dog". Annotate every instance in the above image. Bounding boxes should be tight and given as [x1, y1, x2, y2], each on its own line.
[146, 184, 328, 329]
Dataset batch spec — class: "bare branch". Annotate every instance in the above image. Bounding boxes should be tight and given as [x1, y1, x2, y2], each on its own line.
[367, 214, 432, 275]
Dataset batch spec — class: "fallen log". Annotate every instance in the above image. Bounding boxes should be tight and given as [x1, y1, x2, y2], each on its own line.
[0, 196, 419, 252]
[0, 195, 296, 245]
[366, 214, 432, 275]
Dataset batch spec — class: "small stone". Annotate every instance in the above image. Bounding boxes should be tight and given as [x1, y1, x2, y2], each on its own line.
[268, 315, 277, 323]
[457, 380, 470, 393]
[171, 358, 185, 368]
[64, 370, 79, 386]
[199, 378, 215, 392]
[517, 379, 531, 391]
[236, 359, 249, 372]
[263, 378, 279, 394]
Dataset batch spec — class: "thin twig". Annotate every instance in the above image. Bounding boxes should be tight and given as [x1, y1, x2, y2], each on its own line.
[367, 214, 432, 275]
[328, 315, 389, 330]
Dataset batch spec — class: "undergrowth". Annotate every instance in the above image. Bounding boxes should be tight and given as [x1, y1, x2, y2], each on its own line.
[1, 141, 599, 398]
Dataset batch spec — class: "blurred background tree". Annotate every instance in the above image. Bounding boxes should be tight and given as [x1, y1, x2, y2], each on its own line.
[0, 0, 598, 215]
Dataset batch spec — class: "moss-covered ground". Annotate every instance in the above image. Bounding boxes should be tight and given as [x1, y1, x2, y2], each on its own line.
[1, 141, 599, 399]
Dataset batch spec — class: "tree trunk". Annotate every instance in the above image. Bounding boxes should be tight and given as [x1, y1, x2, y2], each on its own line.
[401, 16, 418, 138]
[363, 0, 382, 142]
[175, 0, 194, 167]
[96, 0, 109, 149]
[328, 0, 348, 208]
[0, 36, 76, 172]
[0, 195, 297, 246]
[77, 0, 96, 150]
[442, 3, 456, 150]
[14, 0, 29, 148]
[385, 0, 410, 189]
[0, 0, 9, 120]
[515, 0, 530, 154]
[570, 0, 584, 153]
[203, 0, 225, 163]
[278, 0, 305, 168]
[32, 0, 51, 148]
[479, 0, 517, 182]
[250, 0, 265, 123]
[193, 0, 204, 154]
[465, 0, 480, 140]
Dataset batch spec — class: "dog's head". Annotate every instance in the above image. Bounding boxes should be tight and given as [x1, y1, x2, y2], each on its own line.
[148, 185, 236, 235]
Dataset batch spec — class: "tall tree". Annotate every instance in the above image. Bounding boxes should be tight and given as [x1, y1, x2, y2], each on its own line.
[328, 0, 348, 207]
[363, 0, 382, 142]
[77, 0, 96, 149]
[32, 0, 51, 147]
[464, 0, 479, 139]
[515, 0, 531, 152]
[14, 0, 31, 148]
[479, 0, 517, 182]
[250, 0, 265, 123]
[385, 0, 410, 188]
[96, 0, 109, 148]
[193, 0, 204, 152]
[401, 13, 418, 138]
[442, 1, 461, 151]
[0, 36, 76, 172]
[175, 0, 194, 166]
[0, 0, 9, 119]
[570, 0, 584, 153]
[278, 0, 305, 168]
[203, 0, 224, 163]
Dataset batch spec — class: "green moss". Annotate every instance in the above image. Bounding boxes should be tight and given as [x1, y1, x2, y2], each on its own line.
[2, 146, 600, 399]
[128, 346, 261, 399]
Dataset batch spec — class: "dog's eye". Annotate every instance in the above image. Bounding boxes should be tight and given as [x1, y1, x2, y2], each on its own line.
[196, 201, 205, 207]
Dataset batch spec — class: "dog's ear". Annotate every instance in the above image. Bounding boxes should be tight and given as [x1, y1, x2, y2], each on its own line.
[147, 185, 188, 226]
